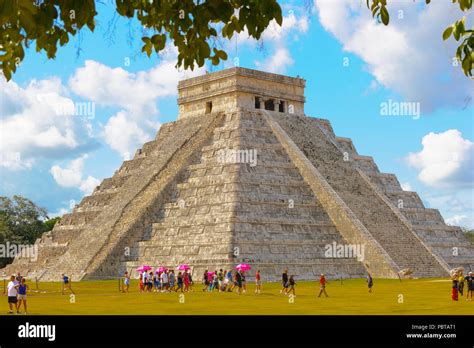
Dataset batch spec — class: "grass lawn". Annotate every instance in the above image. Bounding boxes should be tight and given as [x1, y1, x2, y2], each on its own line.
[2, 278, 473, 315]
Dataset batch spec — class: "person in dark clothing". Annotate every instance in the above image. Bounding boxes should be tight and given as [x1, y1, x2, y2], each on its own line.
[367, 273, 373, 293]
[288, 275, 296, 296]
[202, 270, 209, 292]
[234, 270, 242, 295]
[465, 272, 473, 300]
[280, 269, 289, 294]
[458, 272, 464, 296]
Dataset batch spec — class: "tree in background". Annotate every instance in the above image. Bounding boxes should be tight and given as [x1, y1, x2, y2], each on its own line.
[461, 227, 474, 244]
[0, 195, 60, 267]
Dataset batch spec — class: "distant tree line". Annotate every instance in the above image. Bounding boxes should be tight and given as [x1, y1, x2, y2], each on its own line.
[0, 195, 60, 268]
[461, 227, 474, 244]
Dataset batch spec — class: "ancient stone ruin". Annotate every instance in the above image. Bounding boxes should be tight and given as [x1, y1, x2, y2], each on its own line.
[2, 67, 473, 281]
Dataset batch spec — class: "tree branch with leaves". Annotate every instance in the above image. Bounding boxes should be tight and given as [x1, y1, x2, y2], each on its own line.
[0, 0, 282, 81]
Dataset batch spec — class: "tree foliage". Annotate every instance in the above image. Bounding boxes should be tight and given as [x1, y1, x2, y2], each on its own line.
[367, 0, 473, 77]
[0, 195, 59, 267]
[0, 0, 282, 81]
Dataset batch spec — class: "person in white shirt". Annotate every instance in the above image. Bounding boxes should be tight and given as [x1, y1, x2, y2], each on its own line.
[160, 271, 169, 291]
[141, 272, 148, 292]
[7, 275, 19, 314]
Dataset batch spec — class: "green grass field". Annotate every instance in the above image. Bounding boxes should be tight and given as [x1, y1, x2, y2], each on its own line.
[2, 278, 473, 315]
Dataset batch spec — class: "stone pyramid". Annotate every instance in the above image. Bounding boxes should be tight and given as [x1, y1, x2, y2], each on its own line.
[3, 68, 473, 281]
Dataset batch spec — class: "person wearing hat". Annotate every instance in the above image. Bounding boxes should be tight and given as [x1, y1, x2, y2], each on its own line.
[465, 272, 474, 300]
[318, 274, 329, 298]
[451, 273, 459, 301]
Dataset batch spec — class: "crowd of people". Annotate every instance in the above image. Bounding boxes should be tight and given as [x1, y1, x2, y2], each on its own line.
[127, 268, 263, 294]
[451, 271, 474, 301]
[130, 269, 194, 293]
[128, 268, 335, 297]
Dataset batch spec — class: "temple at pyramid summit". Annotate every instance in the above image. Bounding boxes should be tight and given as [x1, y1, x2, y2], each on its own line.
[3, 67, 473, 281]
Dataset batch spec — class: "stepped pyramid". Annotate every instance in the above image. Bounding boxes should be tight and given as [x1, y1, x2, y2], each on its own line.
[3, 67, 473, 281]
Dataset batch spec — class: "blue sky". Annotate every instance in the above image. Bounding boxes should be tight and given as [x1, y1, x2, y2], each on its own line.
[0, 0, 472, 227]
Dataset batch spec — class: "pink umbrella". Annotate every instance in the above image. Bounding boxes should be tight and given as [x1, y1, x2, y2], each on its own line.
[136, 265, 152, 272]
[235, 263, 251, 271]
[176, 264, 190, 271]
[156, 266, 168, 273]
[207, 271, 215, 277]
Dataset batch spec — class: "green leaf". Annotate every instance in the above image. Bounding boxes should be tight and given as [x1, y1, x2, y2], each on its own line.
[2, 66, 12, 81]
[380, 6, 389, 25]
[443, 26, 454, 40]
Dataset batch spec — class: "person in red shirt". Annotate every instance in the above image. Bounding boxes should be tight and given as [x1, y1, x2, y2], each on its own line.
[255, 270, 262, 294]
[318, 274, 329, 298]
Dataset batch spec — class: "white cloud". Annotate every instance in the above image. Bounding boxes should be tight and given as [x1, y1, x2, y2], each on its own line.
[406, 129, 473, 188]
[69, 46, 205, 159]
[79, 176, 101, 195]
[0, 77, 97, 170]
[255, 47, 294, 74]
[234, 11, 309, 73]
[445, 214, 468, 226]
[314, 0, 473, 111]
[400, 182, 412, 191]
[103, 111, 150, 160]
[50, 155, 100, 194]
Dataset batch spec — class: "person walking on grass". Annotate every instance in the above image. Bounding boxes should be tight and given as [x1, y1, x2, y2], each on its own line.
[255, 270, 262, 294]
[141, 271, 147, 292]
[218, 269, 224, 292]
[451, 274, 459, 301]
[188, 272, 194, 291]
[7, 275, 19, 314]
[234, 270, 243, 295]
[458, 272, 465, 297]
[61, 274, 75, 295]
[318, 274, 329, 298]
[176, 272, 184, 292]
[367, 273, 373, 293]
[241, 271, 247, 294]
[17, 278, 28, 314]
[139, 273, 144, 292]
[211, 270, 219, 292]
[221, 269, 228, 292]
[169, 270, 176, 291]
[280, 269, 289, 295]
[226, 270, 234, 292]
[161, 270, 169, 292]
[153, 272, 159, 292]
[151, 271, 156, 292]
[202, 270, 209, 292]
[122, 271, 130, 293]
[183, 270, 190, 292]
[465, 272, 473, 300]
[288, 275, 296, 296]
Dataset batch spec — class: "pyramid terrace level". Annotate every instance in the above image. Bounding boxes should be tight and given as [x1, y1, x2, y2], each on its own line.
[177, 67, 306, 119]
